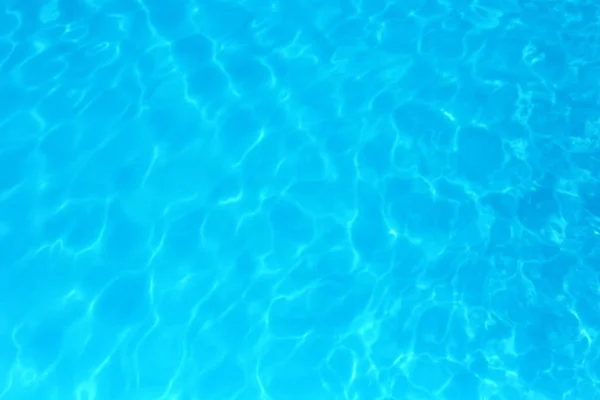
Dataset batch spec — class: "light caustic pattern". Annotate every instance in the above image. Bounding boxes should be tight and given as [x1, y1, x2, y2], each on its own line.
[0, 0, 600, 399]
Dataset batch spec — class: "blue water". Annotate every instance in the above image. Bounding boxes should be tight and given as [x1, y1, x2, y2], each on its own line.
[1, 0, 600, 399]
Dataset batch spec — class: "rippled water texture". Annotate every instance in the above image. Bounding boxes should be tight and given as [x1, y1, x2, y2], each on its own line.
[1, 0, 600, 399]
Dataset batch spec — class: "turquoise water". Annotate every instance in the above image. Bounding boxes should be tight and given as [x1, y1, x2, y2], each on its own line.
[1, 0, 600, 399]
